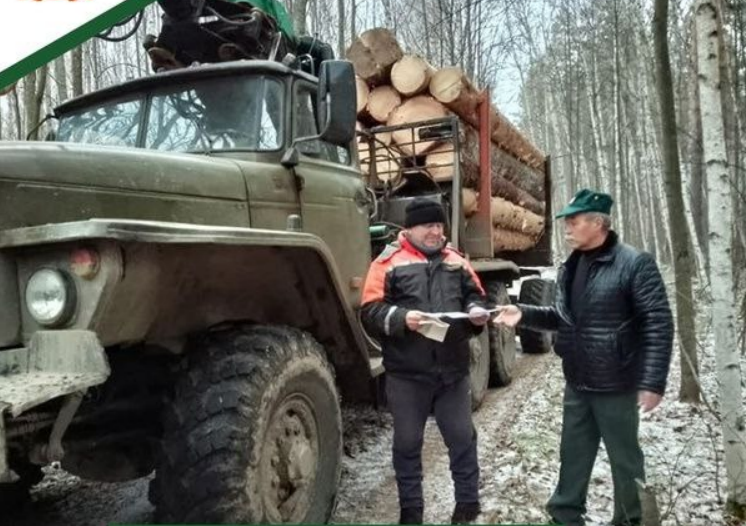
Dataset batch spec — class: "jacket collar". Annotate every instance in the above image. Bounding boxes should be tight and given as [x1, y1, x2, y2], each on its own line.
[397, 231, 448, 259]
[565, 230, 619, 267]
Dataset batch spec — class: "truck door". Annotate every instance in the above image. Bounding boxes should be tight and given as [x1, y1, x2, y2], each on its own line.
[291, 80, 371, 307]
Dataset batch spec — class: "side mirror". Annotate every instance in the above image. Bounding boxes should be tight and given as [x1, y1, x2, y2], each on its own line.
[316, 60, 356, 146]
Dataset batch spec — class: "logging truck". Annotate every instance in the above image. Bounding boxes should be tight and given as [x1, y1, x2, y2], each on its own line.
[0, 4, 554, 523]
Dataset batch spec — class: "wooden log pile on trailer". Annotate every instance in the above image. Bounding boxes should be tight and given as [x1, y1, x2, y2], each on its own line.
[347, 28, 548, 255]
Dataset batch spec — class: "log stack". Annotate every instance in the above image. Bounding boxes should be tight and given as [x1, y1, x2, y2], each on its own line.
[347, 27, 547, 255]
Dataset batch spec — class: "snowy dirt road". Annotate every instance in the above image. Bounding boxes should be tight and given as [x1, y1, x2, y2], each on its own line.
[332, 352, 556, 525]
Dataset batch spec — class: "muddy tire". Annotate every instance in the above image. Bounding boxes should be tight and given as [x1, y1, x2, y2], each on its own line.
[518, 278, 555, 354]
[469, 328, 490, 411]
[486, 281, 517, 387]
[151, 325, 342, 524]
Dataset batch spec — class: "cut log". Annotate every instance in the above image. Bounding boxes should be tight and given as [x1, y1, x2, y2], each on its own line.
[452, 127, 545, 211]
[373, 129, 393, 146]
[357, 129, 393, 161]
[424, 143, 457, 181]
[463, 188, 479, 216]
[490, 196, 545, 238]
[429, 67, 481, 117]
[360, 146, 402, 183]
[366, 85, 402, 124]
[491, 147, 545, 201]
[391, 55, 434, 96]
[387, 95, 448, 156]
[355, 77, 369, 116]
[425, 143, 479, 183]
[492, 175, 545, 215]
[345, 28, 403, 86]
[492, 227, 538, 253]
[429, 66, 546, 170]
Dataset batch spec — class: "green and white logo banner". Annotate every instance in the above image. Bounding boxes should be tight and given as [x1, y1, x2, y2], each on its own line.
[0, 0, 155, 91]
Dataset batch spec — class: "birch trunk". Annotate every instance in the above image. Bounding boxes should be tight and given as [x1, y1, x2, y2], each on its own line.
[23, 65, 48, 141]
[696, 0, 746, 514]
[291, 0, 309, 35]
[336, 0, 345, 60]
[53, 56, 68, 104]
[584, 51, 608, 190]
[71, 46, 84, 98]
[687, 18, 710, 276]
[11, 88, 22, 140]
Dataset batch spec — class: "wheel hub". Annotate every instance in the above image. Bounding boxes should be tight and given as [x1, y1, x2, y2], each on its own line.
[260, 395, 319, 523]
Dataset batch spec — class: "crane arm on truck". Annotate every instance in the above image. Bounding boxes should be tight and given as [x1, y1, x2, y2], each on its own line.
[145, 0, 333, 75]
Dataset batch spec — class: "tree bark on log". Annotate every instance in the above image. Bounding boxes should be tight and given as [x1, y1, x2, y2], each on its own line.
[387, 95, 448, 155]
[490, 197, 545, 238]
[366, 85, 402, 123]
[492, 227, 538, 252]
[346, 28, 403, 86]
[491, 147, 545, 201]
[491, 176, 545, 215]
[391, 54, 434, 96]
[456, 128, 545, 212]
[429, 66, 546, 170]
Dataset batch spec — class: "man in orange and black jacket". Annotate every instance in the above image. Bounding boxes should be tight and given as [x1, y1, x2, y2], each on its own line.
[361, 197, 490, 525]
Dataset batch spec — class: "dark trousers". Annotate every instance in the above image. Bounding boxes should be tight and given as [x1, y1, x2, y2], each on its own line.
[386, 374, 479, 509]
[547, 384, 644, 526]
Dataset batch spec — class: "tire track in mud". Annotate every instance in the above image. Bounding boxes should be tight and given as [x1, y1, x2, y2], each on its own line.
[331, 351, 556, 524]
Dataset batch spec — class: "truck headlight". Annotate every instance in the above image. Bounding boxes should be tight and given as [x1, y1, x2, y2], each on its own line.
[25, 269, 76, 326]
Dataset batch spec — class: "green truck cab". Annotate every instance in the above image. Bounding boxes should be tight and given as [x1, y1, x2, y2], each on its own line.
[0, 57, 552, 523]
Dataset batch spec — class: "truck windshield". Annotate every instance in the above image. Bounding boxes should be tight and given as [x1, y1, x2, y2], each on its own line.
[56, 75, 284, 152]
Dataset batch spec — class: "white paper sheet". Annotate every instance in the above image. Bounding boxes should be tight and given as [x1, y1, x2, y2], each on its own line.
[424, 308, 502, 320]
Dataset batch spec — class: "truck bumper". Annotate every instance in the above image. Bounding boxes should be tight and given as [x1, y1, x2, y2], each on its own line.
[0, 330, 109, 482]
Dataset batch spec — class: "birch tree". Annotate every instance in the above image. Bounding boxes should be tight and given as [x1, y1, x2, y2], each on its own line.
[696, 0, 746, 516]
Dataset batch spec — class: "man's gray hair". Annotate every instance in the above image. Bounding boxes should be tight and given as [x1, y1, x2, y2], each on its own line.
[586, 212, 612, 231]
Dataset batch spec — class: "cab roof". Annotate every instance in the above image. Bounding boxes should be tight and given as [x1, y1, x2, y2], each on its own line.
[55, 60, 318, 116]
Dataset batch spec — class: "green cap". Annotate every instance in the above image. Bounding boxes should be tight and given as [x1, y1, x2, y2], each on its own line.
[555, 189, 614, 218]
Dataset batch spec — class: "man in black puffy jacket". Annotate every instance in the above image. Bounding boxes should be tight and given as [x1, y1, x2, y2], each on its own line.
[495, 189, 674, 526]
[361, 197, 489, 525]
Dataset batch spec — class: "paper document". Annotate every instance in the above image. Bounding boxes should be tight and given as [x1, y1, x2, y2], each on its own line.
[425, 308, 502, 320]
[416, 318, 450, 342]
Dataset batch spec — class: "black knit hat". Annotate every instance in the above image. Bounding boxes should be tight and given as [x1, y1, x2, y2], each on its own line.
[405, 197, 446, 228]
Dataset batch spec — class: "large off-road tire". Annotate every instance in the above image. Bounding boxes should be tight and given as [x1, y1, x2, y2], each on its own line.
[0, 461, 44, 508]
[151, 325, 342, 524]
[518, 278, 556, 354]
[469, 328, 490, 411]
[486, 280, 517, 387]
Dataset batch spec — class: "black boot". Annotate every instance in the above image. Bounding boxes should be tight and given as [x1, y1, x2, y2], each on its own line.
[399, 506, 424, 524]
[451, 501, 480, 524]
